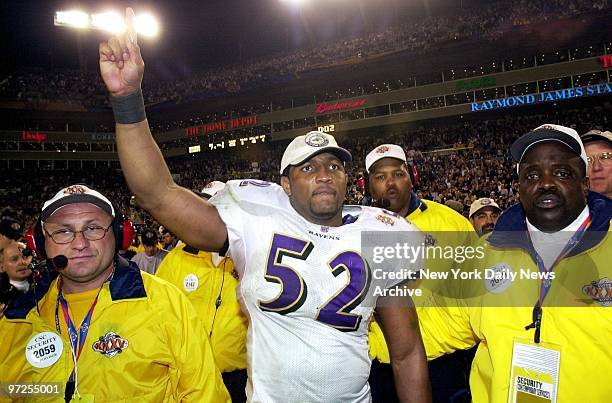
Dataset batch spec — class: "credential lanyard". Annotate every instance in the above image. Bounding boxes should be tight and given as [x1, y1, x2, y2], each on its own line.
[524, 215, 591, 343]
[54, 273, 112, 401]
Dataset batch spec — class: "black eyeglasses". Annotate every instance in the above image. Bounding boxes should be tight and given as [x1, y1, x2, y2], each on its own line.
[44, 223, 113, 244]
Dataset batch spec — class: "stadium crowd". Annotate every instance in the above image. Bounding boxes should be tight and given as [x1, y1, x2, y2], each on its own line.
[1, 0, 609, 110]
[1, 106, 608, 232]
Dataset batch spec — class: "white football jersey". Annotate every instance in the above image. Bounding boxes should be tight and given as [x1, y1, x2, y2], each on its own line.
[210, 180, 423, 402]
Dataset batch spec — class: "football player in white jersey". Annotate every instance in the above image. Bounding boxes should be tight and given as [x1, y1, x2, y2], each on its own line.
[98, 9, 430, 402]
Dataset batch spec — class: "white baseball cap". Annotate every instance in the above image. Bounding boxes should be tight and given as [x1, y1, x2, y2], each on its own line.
[365, 144, 407, 173]
[280, 131, 352, 174]
[41, 184, 115, 221]
[201, 181, 226, 198]
[469, 197, 501, 218]
[510, 124, 588, 173]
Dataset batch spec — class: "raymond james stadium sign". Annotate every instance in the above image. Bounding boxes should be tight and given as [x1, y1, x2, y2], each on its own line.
[470, 84, 612, 112]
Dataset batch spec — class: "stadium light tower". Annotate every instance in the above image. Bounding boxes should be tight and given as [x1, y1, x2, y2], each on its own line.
[54, 10, 90, 29]
[54, 10, 160, 37]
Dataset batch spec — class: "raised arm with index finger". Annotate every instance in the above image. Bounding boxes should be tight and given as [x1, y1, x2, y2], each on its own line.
[99, 8, 228, 252]
[100, 11, 431, 402]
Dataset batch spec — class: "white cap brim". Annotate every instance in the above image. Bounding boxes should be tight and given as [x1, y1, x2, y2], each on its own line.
[280, 131, 352, 174]
[41, 185, 115, 221]
[365, 144, 407, 173]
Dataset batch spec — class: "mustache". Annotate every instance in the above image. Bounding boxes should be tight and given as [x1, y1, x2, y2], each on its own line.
[312, 186, 337, 196]
[385, 186, 399, 194]
[480, 226, 494, 235]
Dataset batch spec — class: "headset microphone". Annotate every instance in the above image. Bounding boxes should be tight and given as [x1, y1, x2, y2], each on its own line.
[29, 255, 68, 273]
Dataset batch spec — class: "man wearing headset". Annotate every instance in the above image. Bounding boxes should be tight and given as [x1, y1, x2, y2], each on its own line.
[364, 144, 476, 402]
[0, 184, 229, 402]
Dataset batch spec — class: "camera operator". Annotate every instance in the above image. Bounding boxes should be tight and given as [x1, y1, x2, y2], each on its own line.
[0, 240, 32, 296]
[0, 212, 24, 253]
[0, 214, 26, 315]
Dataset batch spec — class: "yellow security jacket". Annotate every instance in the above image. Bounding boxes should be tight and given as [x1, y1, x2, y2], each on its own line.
[0, 257, 230, 403]
[369, 194, 476, 363]
[156, 245, 247, 373]
[0, 317, 31, 390]
[419, 193, 612, 402]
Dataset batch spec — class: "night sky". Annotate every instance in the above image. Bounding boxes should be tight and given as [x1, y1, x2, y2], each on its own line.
[0, 0, 467, 78]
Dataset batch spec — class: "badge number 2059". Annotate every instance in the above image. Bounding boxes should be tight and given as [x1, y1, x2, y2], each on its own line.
[0, 382, 62, 397]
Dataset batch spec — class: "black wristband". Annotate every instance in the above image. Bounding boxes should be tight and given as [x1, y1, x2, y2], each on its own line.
[110, 89, 146, 124]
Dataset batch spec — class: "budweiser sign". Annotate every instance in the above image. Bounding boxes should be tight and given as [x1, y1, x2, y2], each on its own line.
[315, 99, 366, 114]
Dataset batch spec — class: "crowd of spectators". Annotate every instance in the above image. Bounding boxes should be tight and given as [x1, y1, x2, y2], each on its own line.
[2, 106, 608, 233]
[0, 70, 108, 109]
[1, 0, 608, 110]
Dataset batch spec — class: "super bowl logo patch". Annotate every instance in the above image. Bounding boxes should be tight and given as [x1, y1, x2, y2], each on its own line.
[92, 332, 129, 358]
[381, 209, 401, 218]
[539, 124, 557, 132]
[305, 132, 329, 147]
[63, 185, 87, 194]
[376, 214, 395, 226]
[582, 278, 612, 307]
